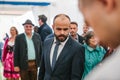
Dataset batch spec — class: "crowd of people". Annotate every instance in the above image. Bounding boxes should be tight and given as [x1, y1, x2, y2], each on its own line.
[0, 0, 120, 80]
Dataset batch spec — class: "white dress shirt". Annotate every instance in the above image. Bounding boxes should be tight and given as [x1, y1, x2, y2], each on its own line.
[50, 37, 69, 66]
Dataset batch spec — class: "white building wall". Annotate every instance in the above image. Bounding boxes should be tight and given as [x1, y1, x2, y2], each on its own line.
[0, 0, 84, 41]
[32, 0, 84, 34]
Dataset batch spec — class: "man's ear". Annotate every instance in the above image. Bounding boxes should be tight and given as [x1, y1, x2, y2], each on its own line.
[100, 0, 115, 12]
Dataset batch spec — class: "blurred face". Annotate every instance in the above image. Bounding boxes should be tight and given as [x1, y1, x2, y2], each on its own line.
[34, 27, 38, 32]
[89, 36, 99, 48]
[53, 17, 70, 42]
[10, 27, 17, 36]
[24, 24, 33, 35]
[83, 24, 89, 33]
[78, 0, 120, 48]
[70, 24, 78, 36]
[38, 19, 43, 26]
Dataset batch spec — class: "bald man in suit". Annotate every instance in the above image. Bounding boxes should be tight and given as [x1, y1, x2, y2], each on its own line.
[39, 14, 85, 80]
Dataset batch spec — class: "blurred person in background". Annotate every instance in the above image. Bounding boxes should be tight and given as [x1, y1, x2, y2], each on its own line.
[38, 14, 53, 42]
[70, 21, 84, 44]
[14, 19, 42, 80]
[34, 26, 39, 33]
[2, 27, 20, 80]
[78, 0, 120, 79]
[82, 31, 106, 80]
[81, 23, 89, 37]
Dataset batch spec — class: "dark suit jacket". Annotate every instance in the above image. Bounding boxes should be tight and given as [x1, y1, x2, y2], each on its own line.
[38, 23, 53, 42]
[39, 36, 85, 80]
[78, 34, 84, 44]
[14, 33, 42, 70]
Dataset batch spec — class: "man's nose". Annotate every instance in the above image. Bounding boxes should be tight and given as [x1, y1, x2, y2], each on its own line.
[61, 30, 65, 34]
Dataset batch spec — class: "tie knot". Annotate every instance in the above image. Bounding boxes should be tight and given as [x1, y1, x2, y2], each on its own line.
[55, 40, 61, 45]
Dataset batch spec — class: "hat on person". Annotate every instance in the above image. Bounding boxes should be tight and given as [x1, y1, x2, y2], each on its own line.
[22, 19, 34, 26]
[38, 14, 47, 23]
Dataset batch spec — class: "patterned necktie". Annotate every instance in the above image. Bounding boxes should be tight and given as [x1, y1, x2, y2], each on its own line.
[52, 41, 60, 70]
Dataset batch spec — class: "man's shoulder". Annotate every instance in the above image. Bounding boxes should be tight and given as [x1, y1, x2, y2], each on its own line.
[44, 23, 50, 27]
[70, 36, 81, 45]
[68, 37, 85, 57]
[77, 34, 84, 40]
[44, 37, 53, 44]
[69, 36, 84, 49]
[78, 34, 83, 37]
[16, 33, 24, 38]
[43, 24, 52, 30]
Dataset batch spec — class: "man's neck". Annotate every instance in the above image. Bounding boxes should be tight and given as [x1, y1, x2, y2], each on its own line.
[71, 34, 77, 40]
[26, 33, 32, 38]
[40, 22, 44, 26]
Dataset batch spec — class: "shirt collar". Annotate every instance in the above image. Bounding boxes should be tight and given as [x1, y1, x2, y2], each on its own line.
[75, 34, 79, 42]
[24, 32, 34, 39]
[84, 43, 100, 52]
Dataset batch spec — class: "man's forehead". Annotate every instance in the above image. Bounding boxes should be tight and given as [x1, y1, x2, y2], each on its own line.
[55, 25, 70, 28]
[54, 18, 70, 27]
[55, 22, 70, 28]
[55, 16, 70, 23]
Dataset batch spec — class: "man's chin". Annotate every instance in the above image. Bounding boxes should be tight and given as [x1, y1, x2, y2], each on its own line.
[58, 39, 66, 42]
[58, 37, 67, 42]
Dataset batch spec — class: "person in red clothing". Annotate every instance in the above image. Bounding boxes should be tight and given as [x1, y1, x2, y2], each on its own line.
[2, 26, 20, 80]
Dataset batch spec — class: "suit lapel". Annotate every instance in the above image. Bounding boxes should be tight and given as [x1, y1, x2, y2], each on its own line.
[53, 37, 73, 72]
[46, 38, 54, 72]
[22, 33, 27, 47]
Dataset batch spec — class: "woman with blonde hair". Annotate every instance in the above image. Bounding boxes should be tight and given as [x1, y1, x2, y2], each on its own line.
[2, 26, 20, 80]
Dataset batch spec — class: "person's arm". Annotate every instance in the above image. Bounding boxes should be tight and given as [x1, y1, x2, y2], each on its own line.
[71, 46, 85, 80]
[1, 38, 8, 63]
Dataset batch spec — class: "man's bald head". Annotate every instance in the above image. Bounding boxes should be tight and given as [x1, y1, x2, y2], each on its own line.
[52, 14, 71, 42]
[53, 14, 71, 25]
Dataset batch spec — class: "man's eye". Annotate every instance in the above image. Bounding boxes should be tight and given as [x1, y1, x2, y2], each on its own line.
[56, 28, 61, 30]
[64, 28, 68, 31]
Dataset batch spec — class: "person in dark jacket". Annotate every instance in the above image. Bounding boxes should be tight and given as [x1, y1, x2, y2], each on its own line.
[38, 14, 53, 42]
[14, 19, 42, 80]
[39, 14, 84, 80]
[70, 21, 84, 44]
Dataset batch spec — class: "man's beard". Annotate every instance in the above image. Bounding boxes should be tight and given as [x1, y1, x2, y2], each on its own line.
[55, 34, 68, 42]
[70, 32, 75, 36]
